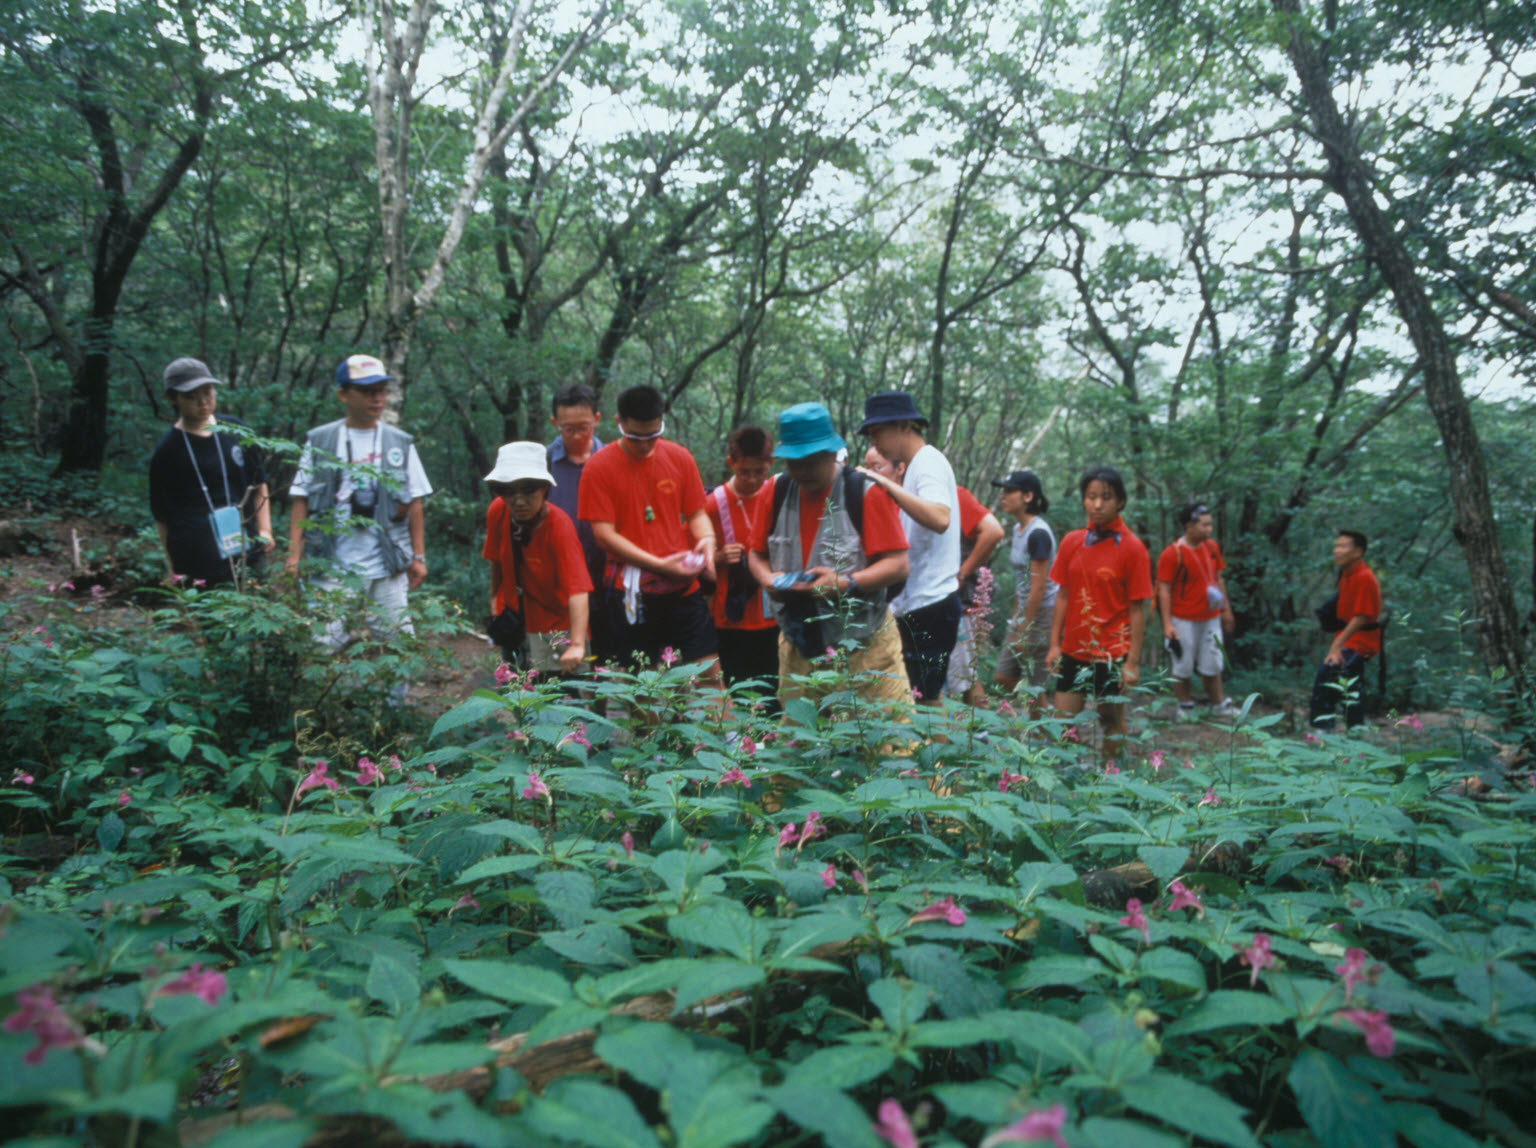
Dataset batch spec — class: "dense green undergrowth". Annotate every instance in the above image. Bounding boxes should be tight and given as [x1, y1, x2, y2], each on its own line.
[2, 592, 1534, 1148]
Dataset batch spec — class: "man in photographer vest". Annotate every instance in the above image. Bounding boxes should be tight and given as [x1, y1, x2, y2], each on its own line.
[286, 354, 433, 688]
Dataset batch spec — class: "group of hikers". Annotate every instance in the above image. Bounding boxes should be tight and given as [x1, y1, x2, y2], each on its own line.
[148, 354, 1384, 742]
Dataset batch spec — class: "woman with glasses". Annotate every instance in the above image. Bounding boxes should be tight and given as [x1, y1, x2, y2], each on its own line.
[483, 442, 593, 674]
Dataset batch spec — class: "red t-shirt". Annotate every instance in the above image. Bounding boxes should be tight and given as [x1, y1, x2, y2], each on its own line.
[578, 439, 708, 589]
[748, 474, 907, 566]
[957, 485, 987, 539]
[1049, 517, 1153, 661]
[1337, 560, 1382, 656]
[706, 480, 775, 631]
[482, 502, 593, 633]
[1157, 538, 1226, 622]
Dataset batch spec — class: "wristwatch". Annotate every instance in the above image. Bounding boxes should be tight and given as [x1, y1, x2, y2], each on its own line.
[412, 554, 427, 565]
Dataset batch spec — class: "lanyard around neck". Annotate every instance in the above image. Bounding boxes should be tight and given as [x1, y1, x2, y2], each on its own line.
[180, 424, 233, 513]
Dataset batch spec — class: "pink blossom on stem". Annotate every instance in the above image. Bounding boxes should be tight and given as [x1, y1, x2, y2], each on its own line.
[1181, 757, 1195, 769]
[821, 863, 837, 890]
[738, 734, 758, 757]
[11, 770, 34, 786]
[998, 769, 1028, 793]
[798, 810, 824, 843]
[717, 765, 750, 788]
[1198, 787, 1221, 808]
[854, 869, 868, 892]
[1334, 947, 1383, 1002]
[387, 754, 404, 771]
[355, 757, 383, 785]
[980, 1103, 1069, 1148]
[1062, 725, 1079, 743]
[117, 789, 132, 809]
[621, 830, 635, 859]
[660, 646, 679, 667]
[1167, 879, 1205, 917]
[522, 771, 550, 801]
[193, 579, 207, 589]
[3, 984, 92, 1064]
[1119, 898, 1150, 943]
[453, 893, 479, 911]
[90, 584, 106, 600]
[297, 761, 338, 797]
[777, 823, 799, 853]
[1337, 1009, 1396, 1057]
[1103, 761, 1121, 776]
[907, 896, 966, 927]
[494, 663, 515, 686]
[152, 963, 228, 1006]
[1149, 750, 1165, 774]
[559, 722, 591, 750]
[1304, 731, 1322, 745]
[1236, 932, 1276, 986]
[1397, 713, 1423, 731]
[872, 1099, 918, 1148]
[996, 699, 1016, 717]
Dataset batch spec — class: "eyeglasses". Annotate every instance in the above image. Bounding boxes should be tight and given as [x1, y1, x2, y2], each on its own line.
[556, 421, 596, 435]
[620, 420, 666, 442]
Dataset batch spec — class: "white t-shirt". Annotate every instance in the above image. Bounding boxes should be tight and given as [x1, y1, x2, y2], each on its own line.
[890, 442, 960, 615]
[290, 426, 433, 579]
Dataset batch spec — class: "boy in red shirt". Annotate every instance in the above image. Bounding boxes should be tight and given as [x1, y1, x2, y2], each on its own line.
[1156, 502, 1238, 719]
[707, 426, 779, 701]
[577, 384, 718, 672]
[1309, 529, 1382, 730]
[1047, 465, 1153, 760]
[482, 442, 593, 674]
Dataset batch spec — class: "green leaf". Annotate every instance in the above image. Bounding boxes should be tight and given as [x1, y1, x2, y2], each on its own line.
[1392, 1103, 1485, 1148]
[442, 959, 572, 1007]
[1136, 846, 1188, 886]
[1287, 1047, 1395, 1148]
[1135, 946, 1208, 993]
[526, 1079, 661, 1148]
[1117, 1072, 1259, 1148]
[456, 854, 545, 881]
[97, 812, 125, 853]
[668, 901, 764, 962]
[387, 1042, 495, 1076]
[1078, 1116, 1186, 1148]
[183, 1122, 318, 1148]
[1007, 954, 1109, 992]
[767, 1085, 886, 1148]
[77, 1079, 177, 1122]
[430, 694, 508, 738]
[1165, 991, 1292, 1037]
[672, 960, 765, 1011]
[167, 730, 194, 761]
[366, 951, 420, 1016]
[779, 1044, 895, 1091]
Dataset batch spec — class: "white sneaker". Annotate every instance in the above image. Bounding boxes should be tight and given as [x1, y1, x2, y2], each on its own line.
[1176, 703, 1198, 723]
[1209, 698, 1242, 718]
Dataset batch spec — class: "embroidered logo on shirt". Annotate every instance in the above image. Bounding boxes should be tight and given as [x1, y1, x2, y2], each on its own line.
[386, 446, 405, 467]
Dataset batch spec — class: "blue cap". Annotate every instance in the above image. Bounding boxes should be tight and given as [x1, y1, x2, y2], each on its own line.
[775, 403, 846, 459]
[335, 354, 391, 387]
[857, 390, 926, 433]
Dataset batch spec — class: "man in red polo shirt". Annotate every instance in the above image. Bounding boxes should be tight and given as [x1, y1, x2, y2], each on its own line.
[578, 384, 718, 672]
[1156, 502, 1238, 720]
[1309, 529, 1382, 730]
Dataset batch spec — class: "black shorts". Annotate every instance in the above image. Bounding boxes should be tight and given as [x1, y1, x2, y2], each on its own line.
[716, 626, 779, 691]
[599, 588, 718, 669]
[1055, 654, 1127, 699]
[895, 592, 963, 701]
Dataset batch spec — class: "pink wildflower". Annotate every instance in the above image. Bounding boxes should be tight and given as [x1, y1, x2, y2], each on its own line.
[90, 585, 106, 600]
[116, 789, 131, 809]
[1304, 731, 1321, 745]
[297, 761, 339, 797]
[911, 687, 923, 702]
[738, 734, 758, 757]
[760, 730, 778, 745]
[560, 722, 591, 749]
[1337, 1009, 1396, 1057]
[387, 755, 404, 771]
[997, 699, 1016, 717]
[1181, 757, 1194, 769]
[908, 896, 966, 927]
[777, 823, 799, 852]
[1198, 787, 1221, 808]
[822, 863, 836, 890]
[1167, 879, 1205, 917]
[660, 646, 679, 667]
[355, 757, 383, 785]
[621, 830, 635, 859]
[1397, 713, 1423, 732]
[998, 769, 1028, 793]
[872, 1098, 918, 1148]
[1149, 750, 1165, 774]
[1119, 898, 1150, 943]
[1062, 725, 1079, 743]
[799, 811, 824, 843]
[1236, 932, 1276, 986]
[453, 893, 479, 911]
[1326, 855, 1351, 874]
[11, 771, 34, 786]
[718, 766, 750, 788]
[193, 579, 206, 589]
[854, 869, 868, 892]
[152, 963, 228, 1006]
[980, 1102, 1069, 1148]
[522, 771, 550, 801]
[1334, 947, 1382, 1002]
[494, 663, 515, 686]
[899, 768, 921, 778]
[3, 984, 92, 1064]
[1103, 762, 1121, 776]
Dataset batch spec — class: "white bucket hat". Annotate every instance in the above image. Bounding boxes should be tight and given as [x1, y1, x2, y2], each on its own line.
[484, 441, 557, 486]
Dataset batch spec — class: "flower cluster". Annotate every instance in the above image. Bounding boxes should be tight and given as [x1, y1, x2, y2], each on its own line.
[297, 760, 338, 797]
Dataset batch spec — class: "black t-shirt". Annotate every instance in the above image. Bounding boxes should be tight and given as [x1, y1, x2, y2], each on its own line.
[149, 417, 268, 583]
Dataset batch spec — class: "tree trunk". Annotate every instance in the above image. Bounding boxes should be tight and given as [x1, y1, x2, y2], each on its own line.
[1274, 0, 1527, 685]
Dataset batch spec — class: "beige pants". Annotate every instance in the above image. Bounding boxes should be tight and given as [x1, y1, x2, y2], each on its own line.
[778, 612, 912, 710]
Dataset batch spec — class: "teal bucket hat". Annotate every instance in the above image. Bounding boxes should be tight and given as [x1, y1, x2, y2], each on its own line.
[774, 402, 846, 459]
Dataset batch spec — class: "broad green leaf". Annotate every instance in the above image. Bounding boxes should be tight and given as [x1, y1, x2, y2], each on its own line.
[1165, 991, 1292, 1037]
[1136, 846, 1188, 886]
[779, 1044, 895, 1090]
[767, 1085, 886, 1148]
[668, 901, 764, 962]
[1392, 1103, 1485, 1148]
[188, 1122, 319, 1148]
[1117, 1072, 1259, 1148]
[442, 959, 572, 1007]
[366, 951, 420, 1016]
[1077, 1116, 1185, 1148]
[672, 960, 765, 1011]
[430, 695, 507, 738]
[1287, 1047, 1395, 1148]
[1007, 954, 1110, 992]
[97, 813, 125, 853]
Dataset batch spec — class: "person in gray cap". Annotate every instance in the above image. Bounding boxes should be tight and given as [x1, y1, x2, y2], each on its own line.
[854, 390, 962, 704]
[148, 357, 272, 586]
[991, 469, 1056, 706]
[747, 402, 911, 708]
[286, 354, 433, 694]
